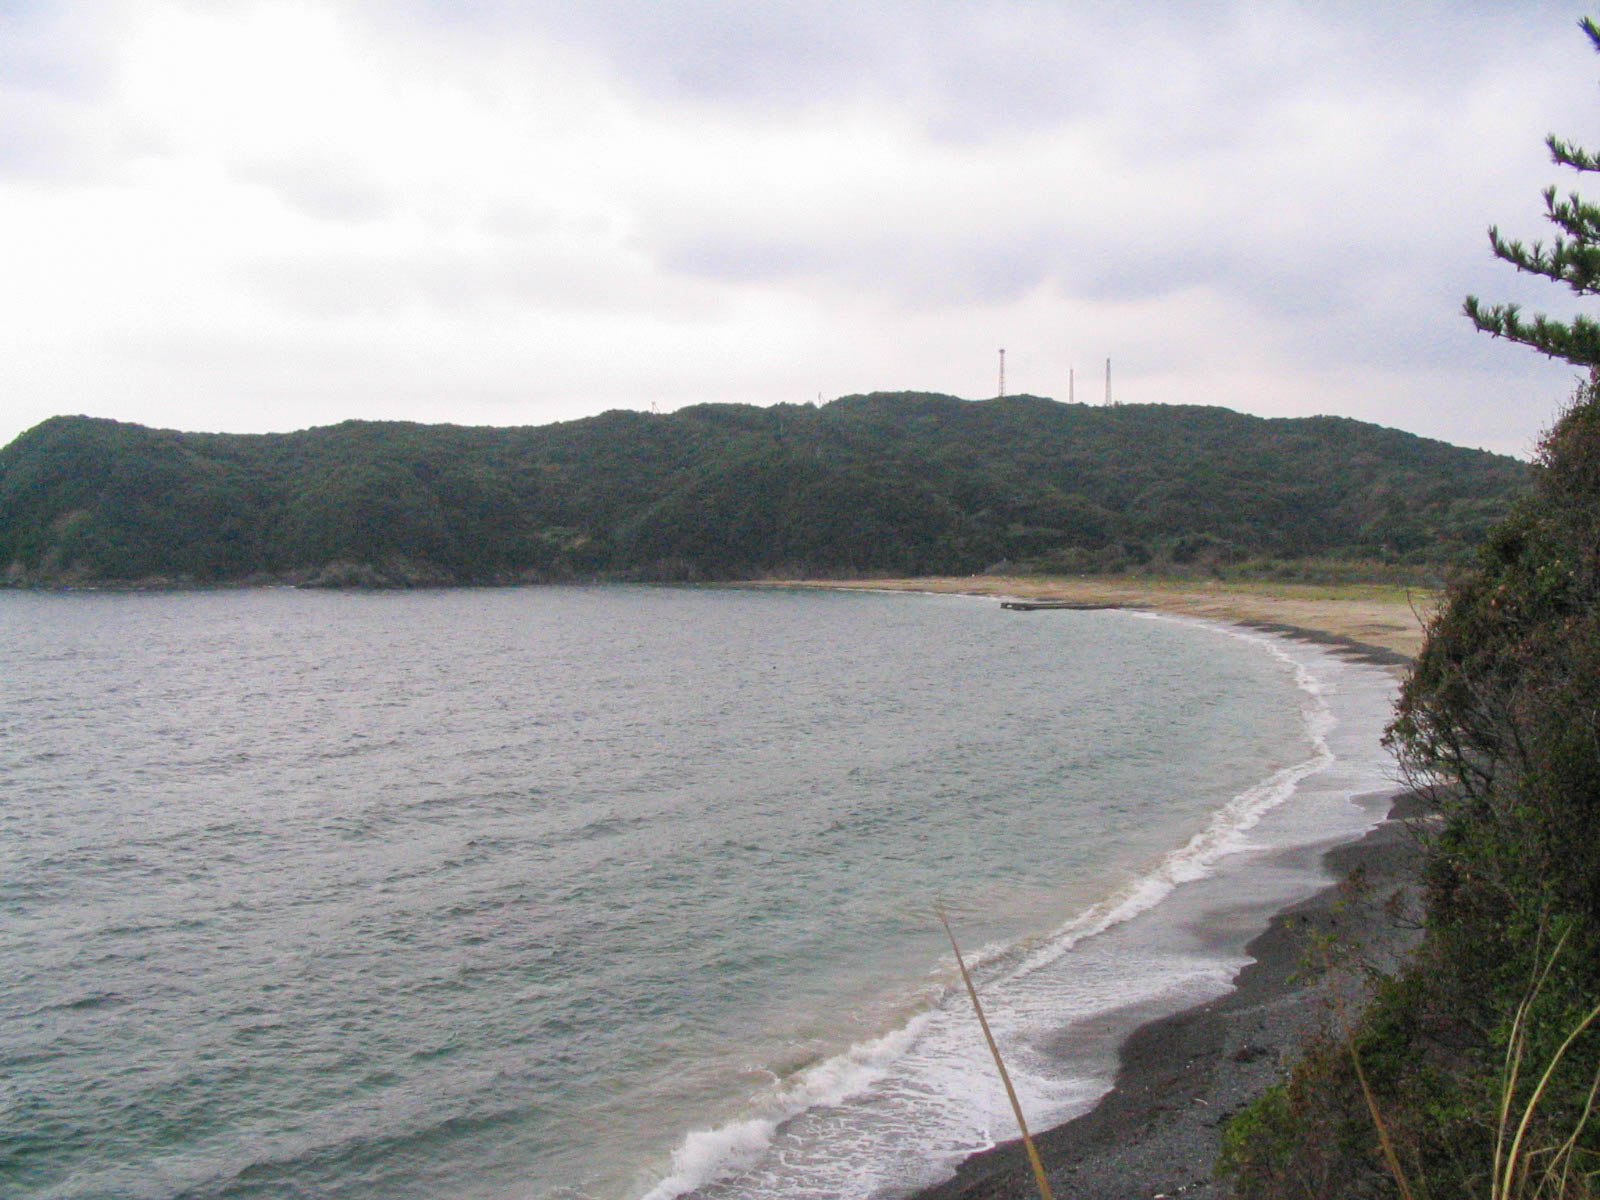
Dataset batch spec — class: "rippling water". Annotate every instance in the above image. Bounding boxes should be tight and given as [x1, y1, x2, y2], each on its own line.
[0, 585, 1398, 1199]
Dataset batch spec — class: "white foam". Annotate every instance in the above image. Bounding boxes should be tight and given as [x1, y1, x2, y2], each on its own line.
[637, 1015, 933, 1200]
[634, 616, 1400, 1200]
[638, 1119, 776, 1200]
[988, 617, 1341, 983]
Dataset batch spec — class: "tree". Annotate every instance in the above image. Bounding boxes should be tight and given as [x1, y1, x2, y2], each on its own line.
[1465, 17, 1600, 366]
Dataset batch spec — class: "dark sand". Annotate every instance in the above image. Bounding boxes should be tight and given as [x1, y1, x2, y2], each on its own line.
[905, 796, 1428, 1200]
[1229, 620, 1415, 671]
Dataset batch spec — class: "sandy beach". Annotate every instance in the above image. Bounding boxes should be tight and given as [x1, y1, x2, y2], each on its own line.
[745, 576, 1429, 1200]
[755, 575, 1432, 664]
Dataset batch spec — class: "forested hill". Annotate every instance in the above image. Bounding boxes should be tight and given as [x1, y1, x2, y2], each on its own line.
[0, 393, 1529, 587]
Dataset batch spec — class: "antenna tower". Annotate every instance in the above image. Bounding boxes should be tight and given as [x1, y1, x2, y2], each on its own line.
[1069, 366, 1074, 404]
[998, 348, 1006, 398]
[1104, 358, 1112, 406]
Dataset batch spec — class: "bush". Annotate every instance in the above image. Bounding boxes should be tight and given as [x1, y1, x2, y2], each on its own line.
[1223, 376, 1600, 1199]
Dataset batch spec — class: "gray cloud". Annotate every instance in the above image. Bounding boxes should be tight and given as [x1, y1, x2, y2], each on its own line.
[232, 154, 395, 223]
[3, 0, 1599, 458]
[0, 3, 121, 103]
[0, 5, 133, 181]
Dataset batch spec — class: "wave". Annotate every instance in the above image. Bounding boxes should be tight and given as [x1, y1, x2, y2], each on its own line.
[634, 620, 1379, 1200]
[991, 618, 1339, 983]
[638, 1018, 932, 1200]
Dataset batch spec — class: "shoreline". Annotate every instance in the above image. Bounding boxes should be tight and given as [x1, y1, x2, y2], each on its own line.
[771, 577, 1424, 1200]
[5, 574, 1432, 663]
[746, 575, 1430, 664]
[903, 796, 1425, 1200]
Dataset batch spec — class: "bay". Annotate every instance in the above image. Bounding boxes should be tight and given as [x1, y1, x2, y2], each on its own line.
[0, 585, 1397, 1199]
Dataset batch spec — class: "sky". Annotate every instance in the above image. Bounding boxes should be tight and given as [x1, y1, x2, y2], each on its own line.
[4, 2, 1600, 458]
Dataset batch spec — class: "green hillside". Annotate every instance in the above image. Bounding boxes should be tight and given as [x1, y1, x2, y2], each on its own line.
[0, 393, 1528, 587]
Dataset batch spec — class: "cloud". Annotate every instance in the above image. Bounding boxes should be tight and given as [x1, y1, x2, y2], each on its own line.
[0, 4, 139, 181]
[231, 155, 394, 224]
[2, 0, 1598, 457]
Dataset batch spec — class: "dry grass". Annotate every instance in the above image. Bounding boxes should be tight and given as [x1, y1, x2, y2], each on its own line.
[1491, 936, 1600, 1200]
[1352, 930, 1600, 1200]
[938, 905, 1054, 1200]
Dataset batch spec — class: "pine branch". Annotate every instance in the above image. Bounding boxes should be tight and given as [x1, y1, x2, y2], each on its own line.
[1464, 296, 1600, 366]
[1466, 16, 1600, 369]
[1544, 188, 1600, 243]
[1487, 225, 1600, 296]
[1548, 136, 1600, 173]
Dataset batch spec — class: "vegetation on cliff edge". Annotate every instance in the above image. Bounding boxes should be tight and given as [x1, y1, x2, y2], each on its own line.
[1225, 17, 1600, 1194]
[1222, 378, 1600, 1198]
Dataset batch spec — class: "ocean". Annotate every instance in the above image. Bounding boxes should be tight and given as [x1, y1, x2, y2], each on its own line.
[0, 584, 1398, 1200]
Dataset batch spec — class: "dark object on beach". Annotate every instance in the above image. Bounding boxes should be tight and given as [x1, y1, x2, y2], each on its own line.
[999, 600, 1122, 611]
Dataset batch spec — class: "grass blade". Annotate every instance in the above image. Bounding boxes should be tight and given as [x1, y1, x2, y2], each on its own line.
[937, 904, 1056, 1200]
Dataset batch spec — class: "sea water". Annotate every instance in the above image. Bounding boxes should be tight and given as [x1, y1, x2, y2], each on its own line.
[0, 585, 1399, 1200]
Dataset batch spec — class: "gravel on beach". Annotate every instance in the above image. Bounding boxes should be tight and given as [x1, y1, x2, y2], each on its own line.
[906, 798, 1428, 1200]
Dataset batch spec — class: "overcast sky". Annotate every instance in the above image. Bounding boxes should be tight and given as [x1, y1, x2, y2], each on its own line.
[4, 1, 1600, 457]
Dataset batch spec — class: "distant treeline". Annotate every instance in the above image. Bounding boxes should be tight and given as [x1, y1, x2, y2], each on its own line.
[0, 393, 1529, 587]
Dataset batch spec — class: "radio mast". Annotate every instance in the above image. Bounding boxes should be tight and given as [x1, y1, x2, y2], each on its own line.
[998, 348, 1006, 398]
